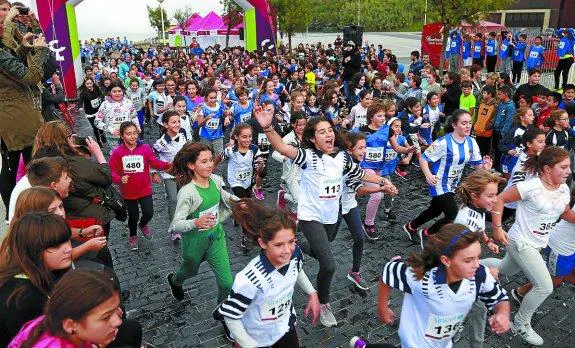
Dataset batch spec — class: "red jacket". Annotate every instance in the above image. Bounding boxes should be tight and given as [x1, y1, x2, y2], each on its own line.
[536, 106, 556, 128]
[109, 142, 170, 199]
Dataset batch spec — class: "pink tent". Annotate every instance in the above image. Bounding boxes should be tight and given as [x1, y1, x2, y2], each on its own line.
[216, 21, 243, 36]
[168, 13, 202, 34]
[188, 11, 223, 34]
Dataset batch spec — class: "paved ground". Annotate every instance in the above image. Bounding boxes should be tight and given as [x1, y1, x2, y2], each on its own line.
[60, 112, 573, 348]
[1, 110, 574, 347]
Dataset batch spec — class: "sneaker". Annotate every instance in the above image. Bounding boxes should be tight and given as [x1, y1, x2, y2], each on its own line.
[418, 228, 429, 249]
[252, 187, 265, 200]
[241, 235, 249, 248]
[140, 225, 153, 239]
[510, 320, 544, 346]
[277, 189, 287, 210]
[349, 336, 367, 348]
[319, 303, 338, 327]
[171, 232, 181, 242]
[510, 288, 524, 305]
[167, 273, 185, 302]
[347, 270, 369, 290]
[395, 168, 408, 180]
[402, 222, 417, 241]
[128, 236, 138, 250]
[363, 223, 379, 240]
[385, 210, 397, 221]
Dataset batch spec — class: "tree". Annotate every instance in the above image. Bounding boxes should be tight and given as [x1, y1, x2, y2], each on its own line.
[147, 5, 169, 39]
[221, 0, 243, 48]
[173, 6, 194, 50]
[430, 0, 514, 73]
[270, 0, 311, 50]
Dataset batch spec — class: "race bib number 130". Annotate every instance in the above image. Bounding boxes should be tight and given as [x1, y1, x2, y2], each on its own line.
[424, 313, 465, 340]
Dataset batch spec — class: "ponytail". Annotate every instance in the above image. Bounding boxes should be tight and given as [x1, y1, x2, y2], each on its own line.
[524, 146, 569, 175]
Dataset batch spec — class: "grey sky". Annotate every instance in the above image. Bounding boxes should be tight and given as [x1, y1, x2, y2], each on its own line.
[23, 0, 223, 41]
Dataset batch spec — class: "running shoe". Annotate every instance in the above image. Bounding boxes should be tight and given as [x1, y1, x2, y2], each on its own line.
[319, 303, 338, 327]
[349, 336, 368, 348]
[167, 273, 185, 302]
[395, 168, 408, 180]
[510, 320, 544, 346]
[128, 236, 138, 251]
[241, 234, 250, 248]
[277, 189, 287, 210]
[363, 223, 379, 240]
[510, 288, 524, 305]
[418, 228, 430, 249]
[171, 232, 181, 242]
[140, 225, 153, 239]
[385, 210, 397, 221]
[252, 187, 265, 200]
[402, 222, 417, 241]
[347, 270, 369, 290]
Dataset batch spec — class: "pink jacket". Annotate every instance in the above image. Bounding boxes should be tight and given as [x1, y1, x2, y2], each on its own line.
[9, 316, 92, 348]
[109, 142, 170, 200]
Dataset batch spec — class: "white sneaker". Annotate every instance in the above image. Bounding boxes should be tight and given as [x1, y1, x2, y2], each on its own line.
[319, 303, 338, 327]
[510, 320, 544, 346]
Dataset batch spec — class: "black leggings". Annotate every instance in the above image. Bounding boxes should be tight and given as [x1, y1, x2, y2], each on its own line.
[410, 192, 458, 235]
[0, 144, 32, 220]
[269, 326, 299, 348]
[554, 57, 574, 89]
[298, 219, 340, 304]
[512, 61, 524, 84]
[125, 195, 154, 237]
[486, 55, 497, 72]
[86, 115, 106, 145]
[334, 206, 364, 272]
[473, 56, 484, 68]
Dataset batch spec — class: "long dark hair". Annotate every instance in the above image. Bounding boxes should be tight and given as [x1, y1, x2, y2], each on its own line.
[524, 146, 569, 175]
[169, 142, 213, 186]
[20, 270, 120, 348]
[0, 213, 72, 305]
[231, 199, 296, 246]
[301, 116, 344, 150]
[407, 223, 482, 280]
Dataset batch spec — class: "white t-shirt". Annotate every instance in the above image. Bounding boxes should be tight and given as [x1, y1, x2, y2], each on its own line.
[349, 103, 368, 129]
[453, 205, 486, 233]
[503, 150, 534, 210]
[222, 144, 262, 189]
[381, 261, 508, 348]
[8, 176, 31, 223]
[548, 208, 575, 255]
[508, 178, 570, 249]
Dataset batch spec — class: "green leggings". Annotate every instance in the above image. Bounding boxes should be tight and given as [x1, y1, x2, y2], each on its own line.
[173, 224, 233, 303]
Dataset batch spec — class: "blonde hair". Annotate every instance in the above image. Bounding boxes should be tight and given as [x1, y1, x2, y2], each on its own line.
[456, 170, 500, 206]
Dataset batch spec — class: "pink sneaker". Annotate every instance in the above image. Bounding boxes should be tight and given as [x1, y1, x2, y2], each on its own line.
[171, 231, 181, 242]
[140, 225, 153, 239]
[277, 189, 287, 210]
[252, 187, 265, 200]
[128, 236, 138, 250]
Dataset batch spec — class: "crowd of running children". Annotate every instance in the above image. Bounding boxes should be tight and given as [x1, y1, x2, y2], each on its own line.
[1, 27, 575, 347]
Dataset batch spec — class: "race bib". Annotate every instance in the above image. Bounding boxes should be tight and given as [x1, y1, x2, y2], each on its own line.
[258, 133, 270, 147]
[501, 44, 507, 51]
[451, 41, 456, 48]
[198, 204, 219, 231]
[447, 165, 464, 188]
[90, 98, 101, 109]
[355, 115, 367, 127]
[424, 313, 466, 340]
[487, 46, 493, 53]
[206, 116, 220, 130]
[259, 288, 293, 321]
[319, 176, 342, 200]
[131, 96, 141, 104]
[474, 46, 481, 53]
[533, 215, 558, 237]
[559, 41, 565, 49]
[236, 170, 252, 181]
[385, 150, 398, 161]
[240, 112, 251, 122]
[365, 147, 384, 162]
[122, 155, 144, 173]
[529, 51, 539, 59]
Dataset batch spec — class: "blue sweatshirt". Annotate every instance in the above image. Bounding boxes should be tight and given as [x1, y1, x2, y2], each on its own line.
[473, 40, 483, 59]
[556, 28, 575, 58]
[499, 39, 512, 59]
[512, 32, 527, 62]
[494, 100, 516, 135]
[449, 30, 462, 55]
[486, 39, 498, 56]
[526, 45, 545, 70]
[462, 41, 472, 59]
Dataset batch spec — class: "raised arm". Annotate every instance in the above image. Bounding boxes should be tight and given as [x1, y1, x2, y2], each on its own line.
[253, 106, 298, 159]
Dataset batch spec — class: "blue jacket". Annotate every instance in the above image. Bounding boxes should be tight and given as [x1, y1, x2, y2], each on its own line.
[473, 40, 483, 59]
[449, 30, 462, 55]
[512, 32, 527, 62]
[462, 41, 472, 59]
[556, 28, 575, 58]
[494, 100, 516, 135]
[409, 60, 424, 76]
[526, 45, 545, 70]
[486, 39, 498, 56]
[499, 39, 512, 59]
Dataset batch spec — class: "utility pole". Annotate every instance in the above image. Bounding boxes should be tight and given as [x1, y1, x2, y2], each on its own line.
[357, 0, 360, 26]
[158, 0, 166, 42]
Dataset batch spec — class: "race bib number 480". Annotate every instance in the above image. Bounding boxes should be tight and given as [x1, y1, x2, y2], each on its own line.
[122, 155, 144, 173]
[424, 313, 466, 340]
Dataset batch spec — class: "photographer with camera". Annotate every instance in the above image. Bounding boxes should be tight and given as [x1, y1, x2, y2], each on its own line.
[0, 2, 51, 223]
[342, 40, 362, 107]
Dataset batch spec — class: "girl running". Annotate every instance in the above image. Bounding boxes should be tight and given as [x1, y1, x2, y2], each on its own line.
[94, 79, 140, 148]
[153, 111, 190, 242]
[167, 142, 237, 305]
[197, 88, 232, 156]
[340, 132, 398, 290]
[78, 77, 106, 146]
[109, 121, 171, 250]
[379, 223, 510, 347]
[253, 107, 396, 327]
[305, 92, 322, 118]
[498, 106, 534, 176]
[346, 90, 372, 129]
[257, 78, 281, 111]
[229, 87, 255, 125]
[274, 112, 307, 217]
[171, 96, 192, 140]
[216, 200, 320, 348]
[214, 123, 266, 246]
[403, 109, 492, 245]
[485, 146, 575, 346]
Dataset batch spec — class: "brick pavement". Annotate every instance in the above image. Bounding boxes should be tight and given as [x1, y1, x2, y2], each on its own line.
[71, 113, 575, 348]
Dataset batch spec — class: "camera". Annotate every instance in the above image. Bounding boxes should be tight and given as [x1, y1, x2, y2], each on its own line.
[18, 7, 30, 15]
[75, 136, 89, 147]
